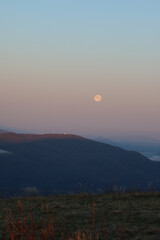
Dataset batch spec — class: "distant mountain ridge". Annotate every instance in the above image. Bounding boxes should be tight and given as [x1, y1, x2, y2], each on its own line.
[95, 136, 160, 162]
[0, 132, 160, 197]
[0, 132, 84, 143]
[0, 129, 8, 134]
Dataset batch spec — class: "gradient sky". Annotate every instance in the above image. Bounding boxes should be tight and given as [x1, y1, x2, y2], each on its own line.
[0, 0, 160, 138]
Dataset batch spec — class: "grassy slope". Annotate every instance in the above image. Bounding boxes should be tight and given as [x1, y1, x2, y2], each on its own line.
[0, 192, 160, 239]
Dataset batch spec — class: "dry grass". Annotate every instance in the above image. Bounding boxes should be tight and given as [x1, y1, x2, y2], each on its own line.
[0, 192, 160, 239]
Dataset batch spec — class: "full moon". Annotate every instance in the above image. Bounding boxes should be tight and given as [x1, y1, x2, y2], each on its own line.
[94, 94, 102, 102]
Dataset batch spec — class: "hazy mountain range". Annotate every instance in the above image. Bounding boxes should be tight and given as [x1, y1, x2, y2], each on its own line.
[0, 131, 160, 197]
[94, 136, 160, 162]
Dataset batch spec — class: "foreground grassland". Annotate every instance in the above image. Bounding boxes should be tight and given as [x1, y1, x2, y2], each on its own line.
[0, 192, 160, 239]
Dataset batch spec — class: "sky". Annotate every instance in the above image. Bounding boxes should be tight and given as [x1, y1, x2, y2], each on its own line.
[0, 0, 160, 139]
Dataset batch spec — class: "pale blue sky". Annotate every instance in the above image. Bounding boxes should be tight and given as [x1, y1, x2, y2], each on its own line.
[0, 0, 160, 137]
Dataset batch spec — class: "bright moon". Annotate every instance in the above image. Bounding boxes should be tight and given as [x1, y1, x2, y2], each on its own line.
[94, 94, 102, 102]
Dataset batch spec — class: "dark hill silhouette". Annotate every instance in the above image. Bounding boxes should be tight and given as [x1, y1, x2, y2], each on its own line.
[0, 132, 160, 196]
